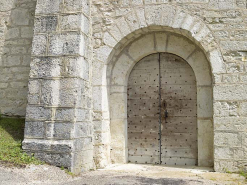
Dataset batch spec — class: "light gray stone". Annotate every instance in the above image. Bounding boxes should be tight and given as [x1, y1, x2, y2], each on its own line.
[46, 123, 74, 139]
[41, 79, 81, 107]
[32, 35, 47, 55]
[34, 16, 58, 33]
[21, 27, 34, 38]
[26, 106, 52, 121]
[63, 0, 90, 15]
[48, 33, 85, 56]
[35, 0, 61, 14]
[11, 8, 29, 26]
[24, 122, 44, 139]
[5, 28, 19, 40]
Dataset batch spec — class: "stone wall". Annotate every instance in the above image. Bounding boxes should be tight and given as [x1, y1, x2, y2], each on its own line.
[22, 0, 94, 174]
[91, 0, 247, 172]
[0, 0, 36, 117]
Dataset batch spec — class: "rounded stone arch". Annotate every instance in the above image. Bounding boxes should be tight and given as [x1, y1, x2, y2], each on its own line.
[93, 4, 225, 169]
[108, 31, 214, 167]
[99, 5, 226, 75]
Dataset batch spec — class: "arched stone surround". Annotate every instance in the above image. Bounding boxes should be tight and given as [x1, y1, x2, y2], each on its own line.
[93, 4, 226, 170]
[107, 31, 214, 167]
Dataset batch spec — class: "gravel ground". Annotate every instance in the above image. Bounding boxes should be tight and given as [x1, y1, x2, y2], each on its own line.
[0, 164, 245, 185]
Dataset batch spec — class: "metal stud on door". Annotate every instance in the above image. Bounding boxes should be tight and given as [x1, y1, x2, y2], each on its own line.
[127, 53, 198, 166]
[159, 53, 198, 166]
[128, 54, 160, 164]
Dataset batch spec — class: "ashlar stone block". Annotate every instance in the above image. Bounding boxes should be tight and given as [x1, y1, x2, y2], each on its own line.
[32, 35, 47, 56]
[166, 34, 195, 60]
[214, 85, 247, 101]
[26, 106, 52, 121]
[187, 50, 212, 86]
[60, 14, 89, 34]
[197, 87, 213, 118]
[34, 16, 58, 33]
[46, 122, 74, 139]
[30, 57, 61, 78]
[135, 8, 147, 28]
[63, 0, 90, 15]
[155, 32, 167, 52]
[10, 8, 29, 26]
[215, 132, 241, 147]
[41, 78, 81, 107]
[24, 122, 45, 139]
[74, 122, 93, 138]
[198, 120, 213, 167]
[103, 32, 117, 48]
[48, 33, 85, 56]
[111, 54, 134, 86]
[128, 34, 155, 61]
[35, 0, 62, 14]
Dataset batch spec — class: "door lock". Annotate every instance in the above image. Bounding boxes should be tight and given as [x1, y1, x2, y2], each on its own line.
[162, 100, 168, 118]
[164, 110, 168, 118]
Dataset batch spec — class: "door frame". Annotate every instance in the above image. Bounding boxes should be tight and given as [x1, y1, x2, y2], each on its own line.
[108, 32, 214, 167]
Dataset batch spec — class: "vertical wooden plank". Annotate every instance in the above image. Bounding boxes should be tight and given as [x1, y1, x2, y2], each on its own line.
[127, 54, 160, 164]
[160, 53, 198, 166]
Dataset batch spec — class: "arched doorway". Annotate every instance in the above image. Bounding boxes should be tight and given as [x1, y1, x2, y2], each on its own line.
[127, 53, 197, 166]
[108, 31, 213, 167]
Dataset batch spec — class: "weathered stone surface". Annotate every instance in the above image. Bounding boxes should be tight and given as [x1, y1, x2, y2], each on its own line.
[63, 0, 90, 15]
[32, 35, 47, 55]
[214, 85, 247, 101]
[24, 2, 94, 171]
[46, 123, 74, 139]
[41, 78, 81, 107]
[48, 33, 85, 56]
[214, 101, 239, 117]
[128, 34, 155, 61]
[215, 132, 241, 147]
[24, 122, 45, 139]
[61, 14, 89, 34]
[10, 8, 29, 26]
[167, 34, 195, 59]
[0, 0, 246, 174]
[26, 106, 52, 121]
[35, 0, 61, 14]
[34, 16, 58, 33]
[198, 120, 213, 167]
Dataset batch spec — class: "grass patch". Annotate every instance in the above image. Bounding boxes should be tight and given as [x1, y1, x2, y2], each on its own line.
[225, 168, 247, 181]
[60, 166, 77, 177]
[0, 117, 43, 167]
[239, 171, 247, 180]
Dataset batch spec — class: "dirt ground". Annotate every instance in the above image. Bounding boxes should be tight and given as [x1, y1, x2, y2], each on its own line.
[0, 163, 246, 185]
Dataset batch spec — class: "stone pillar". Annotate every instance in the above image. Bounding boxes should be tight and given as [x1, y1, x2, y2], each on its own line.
[22, 0, 94, 173]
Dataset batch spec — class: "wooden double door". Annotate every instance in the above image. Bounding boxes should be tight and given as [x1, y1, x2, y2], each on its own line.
[127, 53, 198, 166]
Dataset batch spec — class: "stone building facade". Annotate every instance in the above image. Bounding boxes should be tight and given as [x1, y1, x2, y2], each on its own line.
[1, 0, 247, 174]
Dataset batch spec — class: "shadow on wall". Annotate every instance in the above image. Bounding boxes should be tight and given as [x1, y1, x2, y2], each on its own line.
[0, 116, 42, 167]
[0, 0, 37, 117]
[0, 116, 25, 141]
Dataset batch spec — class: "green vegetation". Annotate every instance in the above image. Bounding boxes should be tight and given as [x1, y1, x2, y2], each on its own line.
[60, 166, 77, 177]
[239, 171, 247, 180]
[225, 168, 247, 181]
[0, 116, 43, 167]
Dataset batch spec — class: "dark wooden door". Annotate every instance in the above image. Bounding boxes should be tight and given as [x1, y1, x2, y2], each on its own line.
[127, 53, 197, 166]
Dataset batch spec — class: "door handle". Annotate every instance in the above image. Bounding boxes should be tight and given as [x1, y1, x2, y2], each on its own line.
[164, 110, 168, 118]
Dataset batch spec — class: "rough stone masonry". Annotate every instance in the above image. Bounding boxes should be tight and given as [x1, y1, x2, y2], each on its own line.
[0, 0, 247, 174]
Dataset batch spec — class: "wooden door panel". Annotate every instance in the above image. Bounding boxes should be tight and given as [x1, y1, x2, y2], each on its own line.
[127, 54, 160, 164]
[160, 53, 198, 166]
[127, 53, 198, 166]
